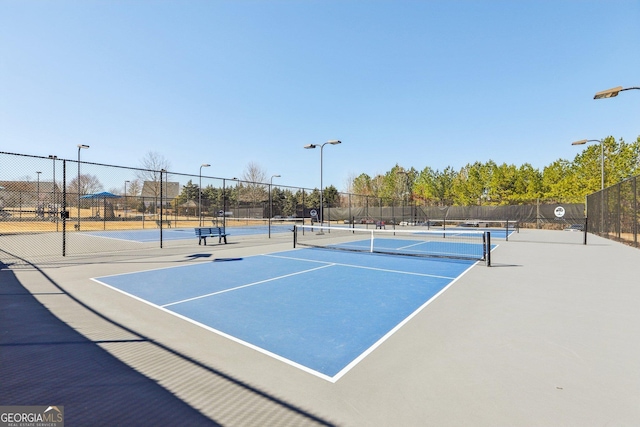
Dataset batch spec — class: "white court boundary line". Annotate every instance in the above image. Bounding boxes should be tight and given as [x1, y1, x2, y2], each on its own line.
[162, 264, 334, 307]
[264, 253, 457, 280]
[80, 228, 193, 243]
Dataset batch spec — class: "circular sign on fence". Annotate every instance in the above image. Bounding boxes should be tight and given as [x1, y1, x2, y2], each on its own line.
[310, 209, 318, 217]
[554, 206, 565, 218]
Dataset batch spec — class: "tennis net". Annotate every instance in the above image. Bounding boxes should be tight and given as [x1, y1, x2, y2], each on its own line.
[222, 217, 304, 231]
[293, 225, 492, 265]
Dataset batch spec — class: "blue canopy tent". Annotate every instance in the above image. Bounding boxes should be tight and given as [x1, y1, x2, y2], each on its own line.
[80, 192, 121, 226]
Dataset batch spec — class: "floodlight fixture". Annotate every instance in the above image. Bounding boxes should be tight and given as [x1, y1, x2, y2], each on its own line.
[572, 139, 590, 145]
[571, 139, 604, 190]
[594, 86, 640, 99]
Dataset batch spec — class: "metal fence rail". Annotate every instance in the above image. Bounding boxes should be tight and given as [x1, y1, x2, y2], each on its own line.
[0, 151, 589, 261]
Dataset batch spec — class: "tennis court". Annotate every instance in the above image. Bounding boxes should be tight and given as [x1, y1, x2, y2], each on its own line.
[83, 223, 296, 243]
[79, 220, 515, 244]
[93, 231, 488, 381]
[5, 227, 640, 426]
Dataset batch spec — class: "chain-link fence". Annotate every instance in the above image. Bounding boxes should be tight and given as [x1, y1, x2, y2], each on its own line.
[322, 195, 585, 230]
[586, 175, 639, 247]
[1, 151, 590, 261]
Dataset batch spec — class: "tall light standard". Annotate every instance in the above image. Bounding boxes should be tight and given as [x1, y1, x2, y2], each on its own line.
[77, 144, 89, 230]
[572, 139, 604, 190]
[48, 155, 58, 230]
[222, 178, 226, 229]
[232, 177, 239, 222]
[124, 180, 130, 218]
[268, 174, 281, 238]
[36, 171, 42, 218]
[397, 170, 410, 225]
[593, 85, 639, 236]
[304, 140, 341, 226]
[573, 138, 605, 233]
[594, 85, 640, 99]
[199, 163, 210, 226]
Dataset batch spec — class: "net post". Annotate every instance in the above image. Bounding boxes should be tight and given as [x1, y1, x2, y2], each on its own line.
[505, 219, 509, 242]
[485, 231, 491, 267]
[482, 231, 486, 262]
[293, 225, 297, 248]
[583, 217, 588, 245]
[370, 229, 374, 253]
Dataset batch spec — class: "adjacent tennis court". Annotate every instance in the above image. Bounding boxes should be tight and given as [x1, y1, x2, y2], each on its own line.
[79, 221, 515, 250]
[83, 223, 295, 243]
[93, 231, 494, 382]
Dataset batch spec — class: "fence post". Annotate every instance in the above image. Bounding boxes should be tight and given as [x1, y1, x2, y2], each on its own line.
[160, 169, 164, 248]
[62, 160, 67, 257]
[634, 177, 638, 247]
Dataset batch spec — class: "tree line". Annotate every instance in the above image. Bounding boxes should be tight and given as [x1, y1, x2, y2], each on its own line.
[350, 136, 640, 206]
[58, 135, 640, 217]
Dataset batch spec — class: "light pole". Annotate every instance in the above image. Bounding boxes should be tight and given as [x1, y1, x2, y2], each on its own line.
[397, 170, 410, 225]
[77, 144, 89, 230]
[48, 155, 58, 230]
[165, 170, 169, 224]
[269, 174, 281, 238]
[199, 163, 210, 226]
[592, 85, 639, 236]
[232, 177, 239, 222]
[304, 140, 341, 226]
[594, 85, 640, 99]
[36, 171, 41, 218]
[573, 138, 605, 234]
[572, 139, 604, 190]
[222, 178, 226, 229]
[124, 180, 130, 218]
[593, 86, 639, 171]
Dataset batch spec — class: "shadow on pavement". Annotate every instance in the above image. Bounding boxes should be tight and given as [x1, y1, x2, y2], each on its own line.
[0, 260, 220, 426]
[0, 258, 336, 426]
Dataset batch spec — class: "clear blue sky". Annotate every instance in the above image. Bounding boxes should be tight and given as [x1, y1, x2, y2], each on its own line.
[2, 1, 639, 191]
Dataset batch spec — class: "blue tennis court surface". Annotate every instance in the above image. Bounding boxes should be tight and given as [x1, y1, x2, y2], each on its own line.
[84, 228, 193, 242]
[93, 243, 485, 381]
[444, 227, 515, 240]
[328, 237, 486, 259]
[83, 225, 514, 244]
[84, 224, 293, 242]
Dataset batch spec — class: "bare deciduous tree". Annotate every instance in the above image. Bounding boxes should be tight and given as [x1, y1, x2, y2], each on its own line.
[125, 179, 142, 196]
[240, 162, 268, 205]
[69, 174, 103, 196]
[242, 161, 267, 183]
[136, 151, 171, 206]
